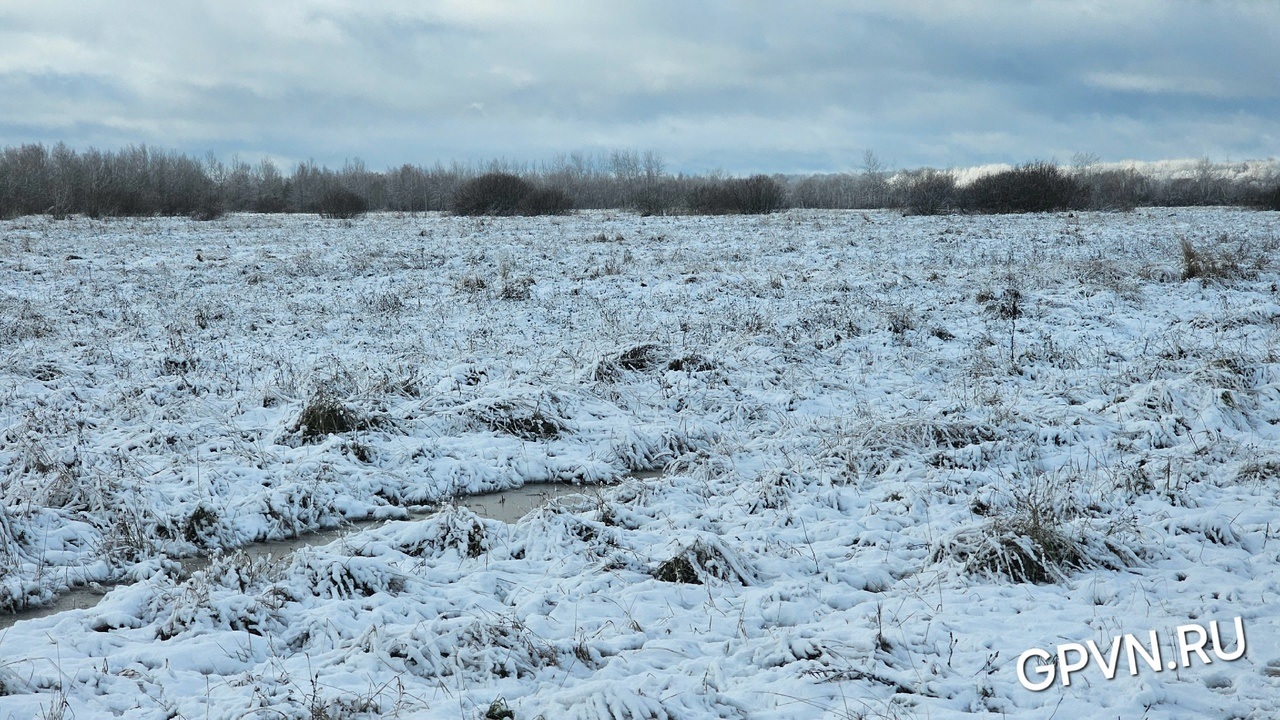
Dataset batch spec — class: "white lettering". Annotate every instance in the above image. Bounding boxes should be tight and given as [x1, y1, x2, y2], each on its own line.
[1017, 648, 1055, 691]
[1057, 643, 1089, 686]
[1125, 631, 1162, 675]
[1209, 617, 1246, 662]
[1017, 618, 1248, 689]
[1176, 624, 1212, 667]
[1086, 637, 1123, 680]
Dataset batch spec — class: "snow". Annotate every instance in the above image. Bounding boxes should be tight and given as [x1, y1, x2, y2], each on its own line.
[0, 207, 1278, 718]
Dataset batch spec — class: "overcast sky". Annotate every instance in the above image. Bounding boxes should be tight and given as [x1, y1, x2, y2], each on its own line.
[1, 1, 1276, 174]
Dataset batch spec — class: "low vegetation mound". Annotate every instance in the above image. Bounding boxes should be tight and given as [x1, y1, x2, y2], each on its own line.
[686, 174, 787, 215]
[450, 172, 573, 216]
[900, 169, 957, 215]
[316, 187, 369, 219]
[960, 161, 1086, 214]
[1252, 184, 1280, 211]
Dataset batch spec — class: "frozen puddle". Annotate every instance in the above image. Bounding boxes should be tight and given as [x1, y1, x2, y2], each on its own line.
[0, 481, 620, 630]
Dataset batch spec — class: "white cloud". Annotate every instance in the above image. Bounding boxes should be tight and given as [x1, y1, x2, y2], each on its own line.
[1084, 72, 1257, 100]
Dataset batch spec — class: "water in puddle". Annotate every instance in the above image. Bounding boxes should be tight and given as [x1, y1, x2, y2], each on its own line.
[0, 480, 631, 630]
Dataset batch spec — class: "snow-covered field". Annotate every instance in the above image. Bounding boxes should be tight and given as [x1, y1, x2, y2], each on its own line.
[1, 208, 1278, 719]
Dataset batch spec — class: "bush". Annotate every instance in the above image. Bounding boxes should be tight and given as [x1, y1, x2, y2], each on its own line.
[452, 173, 531, 216]
[961, 161, 1085, 214]
[517, 186, 573, 215]
[450, 172, 573, 216]
[734, 174, 788, 214]
[686, 181, 735, 215]
[316, 188, 369, 219]
[686, 175, 787, 215]
[631, 181, 679, 216]
[1080, 167, 1144, 211]
[189, 190, 225, 221]
[899, 169, 956, 215]
[1250, 184, 1280, 211]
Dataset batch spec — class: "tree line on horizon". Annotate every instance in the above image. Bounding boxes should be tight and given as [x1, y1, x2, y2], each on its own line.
[0, 142, 1276, 221]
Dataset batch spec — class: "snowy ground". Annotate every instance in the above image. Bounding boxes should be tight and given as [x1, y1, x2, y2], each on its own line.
[0, 208, 1278, 719]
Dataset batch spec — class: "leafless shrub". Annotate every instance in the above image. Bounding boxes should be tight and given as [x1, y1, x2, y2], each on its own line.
[517, 186, 573, 215]
[451, 172, 573, 216]
[961, 161, 1086, 214]
[1252, 183, 1280, 211]
[316, 188, 369, 220]
[686, 174, 787, 214]
[900, 168, 956, 215]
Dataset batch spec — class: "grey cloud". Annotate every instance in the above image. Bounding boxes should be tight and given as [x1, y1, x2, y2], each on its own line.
[0, 1, 1275, 173]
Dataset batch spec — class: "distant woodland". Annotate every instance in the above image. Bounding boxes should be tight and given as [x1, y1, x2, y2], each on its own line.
[0, 143, 1276, 219]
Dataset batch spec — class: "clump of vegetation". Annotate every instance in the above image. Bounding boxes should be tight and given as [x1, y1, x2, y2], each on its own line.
[517, 185, 574, 215]
[1077, 165, 1145, 211]
[960, 161, 1086, 214]
[498, 277, 535, 301]
[181, 504, 220, 545]
[450, 172, 573, 216]
[666, 353, 717, 372]
[468, 395, 567, 441]
[654, 554, 700, 583]
[388, 507, 492, 560]
[381, 615, 560, 682]
[1255, 184, 1280, 211]
[653, 538, 755, 585]
[450, 173, 528, 215]
[292, 391, 367, 441]
[189, 190, 225, 221]
[899, 168, 957, 215]
[951, 515, 1088, 584]
[456, 273, 489, 293]
[289, 552, 408, 599]
[933, 480, 1137, 583]
[484, 698, 515, 720]
[686, 174, 787, 215]
[1180, 235, 1248, 281]
[591, 343, 665, 380]
[316, 187, 369, 219]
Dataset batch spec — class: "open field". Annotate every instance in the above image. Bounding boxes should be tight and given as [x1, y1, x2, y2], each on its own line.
[1, 208, 1278, 718]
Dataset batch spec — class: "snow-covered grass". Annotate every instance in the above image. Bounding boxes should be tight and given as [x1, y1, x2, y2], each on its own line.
[0, 208, 1278, 718]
